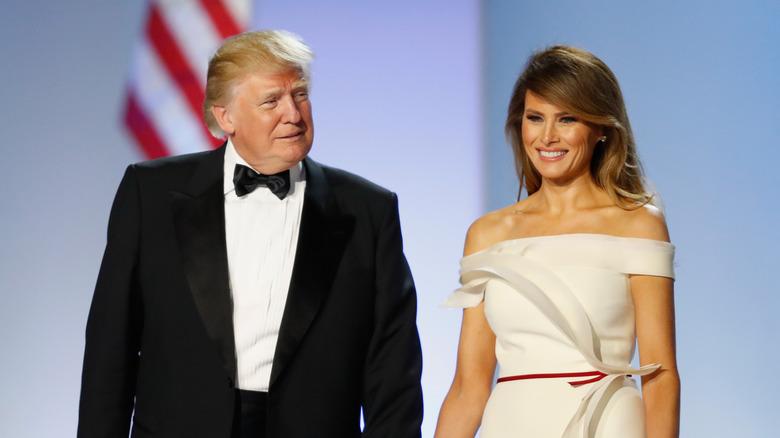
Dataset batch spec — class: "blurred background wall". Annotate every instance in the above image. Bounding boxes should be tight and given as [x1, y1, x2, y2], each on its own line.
[1, 1, 777, 436]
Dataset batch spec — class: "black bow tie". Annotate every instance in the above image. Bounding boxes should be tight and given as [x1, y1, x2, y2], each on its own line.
[233, 164, 290, 199]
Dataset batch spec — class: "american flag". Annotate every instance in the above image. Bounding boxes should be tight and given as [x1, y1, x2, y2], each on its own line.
[123, 0, 251, 159]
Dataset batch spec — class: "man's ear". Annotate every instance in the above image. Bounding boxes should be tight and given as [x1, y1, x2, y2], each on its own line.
[212, 105, 235, 135]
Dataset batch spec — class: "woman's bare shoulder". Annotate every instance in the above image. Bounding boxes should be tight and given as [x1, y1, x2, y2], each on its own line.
[619, 203, 671, 242]
[463, 204, 524, 256]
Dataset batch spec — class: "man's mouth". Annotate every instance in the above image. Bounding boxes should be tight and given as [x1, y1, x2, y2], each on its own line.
[280, 132, 303, 139]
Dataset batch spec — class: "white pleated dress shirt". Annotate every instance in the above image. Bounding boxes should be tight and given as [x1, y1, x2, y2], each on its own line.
[223, 139, 306, 391]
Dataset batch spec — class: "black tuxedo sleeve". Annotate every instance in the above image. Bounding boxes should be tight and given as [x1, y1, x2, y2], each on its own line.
[78, 165, 143, 438]
[361, 193, 423, 438]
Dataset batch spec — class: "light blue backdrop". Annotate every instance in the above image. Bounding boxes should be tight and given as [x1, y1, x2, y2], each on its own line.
[484, 1, 780, 436]
[0, 1, 777, 437]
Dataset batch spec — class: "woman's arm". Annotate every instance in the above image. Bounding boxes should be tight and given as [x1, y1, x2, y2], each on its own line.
[435, 217, 503, 437]
[434, 303, 496, 437]
[630, 205, 680, 438]
[632, 274, 680, 438]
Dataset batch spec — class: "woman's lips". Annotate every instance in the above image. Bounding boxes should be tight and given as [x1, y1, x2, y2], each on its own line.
[537, 149, 567, 160]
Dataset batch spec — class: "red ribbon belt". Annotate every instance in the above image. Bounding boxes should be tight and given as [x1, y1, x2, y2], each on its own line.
[496, 370, 608, 387]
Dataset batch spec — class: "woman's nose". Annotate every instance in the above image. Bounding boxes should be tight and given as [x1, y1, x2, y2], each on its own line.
[541, 123, 558, 145]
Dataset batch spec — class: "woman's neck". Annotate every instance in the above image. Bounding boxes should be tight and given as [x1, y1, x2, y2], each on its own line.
[526, 174, 610, 216]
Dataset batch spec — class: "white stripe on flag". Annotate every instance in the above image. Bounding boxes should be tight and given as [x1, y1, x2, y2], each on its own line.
[132, 37, 213, 155]
[123, 0, 251, 159]
[156, 0, 221, 87]
[224, 0, 252, 28]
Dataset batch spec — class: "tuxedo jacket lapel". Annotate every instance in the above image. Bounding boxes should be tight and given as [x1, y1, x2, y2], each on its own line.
[169, 145, 237, 381]
[270, 158, 355, 386]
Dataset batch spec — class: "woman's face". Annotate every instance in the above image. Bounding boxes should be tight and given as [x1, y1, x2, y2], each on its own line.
[521, 90, 603, 186]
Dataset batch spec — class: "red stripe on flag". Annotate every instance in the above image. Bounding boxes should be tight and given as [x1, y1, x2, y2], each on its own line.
[123, 92, 170, 159]
[123, 0, 248, 157]
[147, 5, 205, 123]
[146, 4, 222, 150]
[198, 0, 243, 39]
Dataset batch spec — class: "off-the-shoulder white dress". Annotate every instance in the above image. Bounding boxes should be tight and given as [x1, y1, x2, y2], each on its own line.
[443, 234, 675, 438]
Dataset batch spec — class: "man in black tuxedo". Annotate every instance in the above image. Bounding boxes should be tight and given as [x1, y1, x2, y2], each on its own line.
[78, 30, 423, 438]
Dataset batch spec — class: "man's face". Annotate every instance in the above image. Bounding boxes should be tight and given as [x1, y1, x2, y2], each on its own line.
[214, 69, 314, 174]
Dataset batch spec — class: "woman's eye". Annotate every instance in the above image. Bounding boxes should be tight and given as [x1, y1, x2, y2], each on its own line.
[560, 116, 577, 124]
[525, 115, 542, 122]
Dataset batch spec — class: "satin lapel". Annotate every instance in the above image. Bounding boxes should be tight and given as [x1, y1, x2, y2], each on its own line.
[270, 158, 355, 386]
[169, 145, 237, 381]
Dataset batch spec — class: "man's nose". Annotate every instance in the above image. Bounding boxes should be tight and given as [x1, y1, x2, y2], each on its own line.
[280, 96, 301, 123]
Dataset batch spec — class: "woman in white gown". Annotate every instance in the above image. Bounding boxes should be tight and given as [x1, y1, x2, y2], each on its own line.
[434, 46, 680, 438]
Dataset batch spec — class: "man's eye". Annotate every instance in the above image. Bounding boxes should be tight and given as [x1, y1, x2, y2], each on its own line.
[294, 92, 309, 102]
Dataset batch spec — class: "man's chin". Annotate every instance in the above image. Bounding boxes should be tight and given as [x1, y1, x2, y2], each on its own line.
[286, 144, 312, 162]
